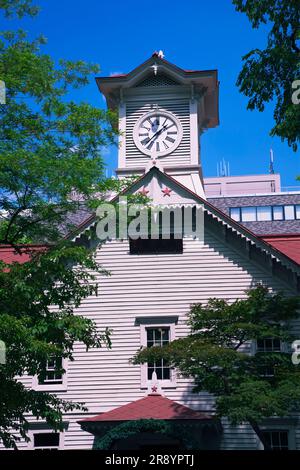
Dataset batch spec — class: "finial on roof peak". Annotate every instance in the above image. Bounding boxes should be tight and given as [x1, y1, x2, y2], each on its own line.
[152, 50, 165, 59]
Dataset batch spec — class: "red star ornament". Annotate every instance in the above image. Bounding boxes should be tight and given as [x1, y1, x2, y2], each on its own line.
[139, 187, 149, 196]
[162, 187, 172, 197]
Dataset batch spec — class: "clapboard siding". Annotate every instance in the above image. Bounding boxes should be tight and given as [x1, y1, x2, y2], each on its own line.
[125, 99, 190, 167]
[220, 420, 260, 450]
[4, 229, 300, 450]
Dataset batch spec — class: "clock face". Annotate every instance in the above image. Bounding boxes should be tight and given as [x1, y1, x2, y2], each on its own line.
[133, 110, 183, 157]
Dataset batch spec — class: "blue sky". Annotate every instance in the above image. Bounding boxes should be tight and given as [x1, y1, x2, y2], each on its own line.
[5, 0, 300, 188]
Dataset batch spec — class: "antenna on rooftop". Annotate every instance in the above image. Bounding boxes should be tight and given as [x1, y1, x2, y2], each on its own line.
[217, 159, 231, 177]
[269, 148, 275, 174]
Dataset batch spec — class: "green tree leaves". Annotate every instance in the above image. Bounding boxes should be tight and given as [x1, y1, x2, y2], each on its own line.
[233, 0, 300, 150]
[0, 0, 116, 447]
[133, 286, 300, 447]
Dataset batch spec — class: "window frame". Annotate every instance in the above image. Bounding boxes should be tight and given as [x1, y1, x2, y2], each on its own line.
[32, 357, 67, 392]
[140, 322, 176, 389]
[229, 207, 241, 222]
[253, 337, 286, 378]
[284, 205, 296, 221]
[28, 429, 64, 450]
[229, 204, 300, 222]
[240, 206, 257, 222]
[261, 429, 289, 450]
[256, 337, 283, 353]
[146, 327, 171, 381]
[259, 420, 297, 450]
[256, 205, 272, 221]
[259, 427, 296, 450]
[272, 205, 284, 221]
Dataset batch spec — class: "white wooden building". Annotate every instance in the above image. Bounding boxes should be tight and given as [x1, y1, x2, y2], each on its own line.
[7, 53, 300, 450]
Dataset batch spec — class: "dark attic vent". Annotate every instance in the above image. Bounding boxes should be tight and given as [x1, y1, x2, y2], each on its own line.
[135, 74, 179, 87]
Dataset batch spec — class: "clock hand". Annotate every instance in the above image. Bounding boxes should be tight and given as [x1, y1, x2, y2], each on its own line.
[143, 118, 169, 147]
[152, 118, 168, 139]
[147, 124, 168, 145]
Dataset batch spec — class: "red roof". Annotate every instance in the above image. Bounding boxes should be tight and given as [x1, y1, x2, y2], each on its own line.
[80, 393, 212, 422]
[0, 245, 47, 265]
[261, 235, 300, 265]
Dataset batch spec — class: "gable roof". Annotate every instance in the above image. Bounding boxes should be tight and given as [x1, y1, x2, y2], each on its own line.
[97, 53, 218, 84]
[68, 166, 300, 281]
[96, 54, 219, 128]
[79, 393, 212, 423]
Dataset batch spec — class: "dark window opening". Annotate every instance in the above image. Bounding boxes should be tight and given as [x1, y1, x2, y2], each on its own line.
[257, 338, 281, 352]
[34, 433, 60, 449]
[130, 236, 183, 254]
[262, 431, 289, 450]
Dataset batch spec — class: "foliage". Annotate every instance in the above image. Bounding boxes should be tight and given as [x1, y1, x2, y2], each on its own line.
[93, 418, 200, 450]
[0, 9, 118, 246]
[233, 0, 300, 150]
[94, 419, 172, 450]
[133, 285, 300, 448]
[0, 243, 112, 448]
[0, 0, 39, 18]
[0, 0, 117, 447]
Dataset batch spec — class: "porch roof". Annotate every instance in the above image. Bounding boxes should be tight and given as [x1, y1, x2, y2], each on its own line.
[79, 393, 213, 423]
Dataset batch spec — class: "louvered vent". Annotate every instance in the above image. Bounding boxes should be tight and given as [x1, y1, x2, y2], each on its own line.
[135, 74, 179, 87]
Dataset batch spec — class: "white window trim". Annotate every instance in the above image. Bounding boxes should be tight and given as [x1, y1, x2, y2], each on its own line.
[140, 322, 176, 389]
[28, 429, 64, 450]
[32, 357, 67, 392]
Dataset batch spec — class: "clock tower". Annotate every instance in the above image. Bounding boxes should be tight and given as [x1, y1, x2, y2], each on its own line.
[97, 53, 219, 198]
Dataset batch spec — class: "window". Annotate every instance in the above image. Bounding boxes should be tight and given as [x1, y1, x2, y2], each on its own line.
[273, 206, 284, 220]
[262, 430, 289, 450]
[33, 433, 60, 450]
[39, 357, 63, 385]
[257, 206, 272, 221]
[32, 357, 67, 391]
[147, 328, 170, 380]
[138, 319, 176, 388]
[256, 338, 282, 378]
[284, 205, 295, 220]
[229, 204, 300, 222]
[256, 338, 282, 352]
[230, 207, 241, 222]
[129, 237, 183, 255]
[241, 207, 256, 222]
